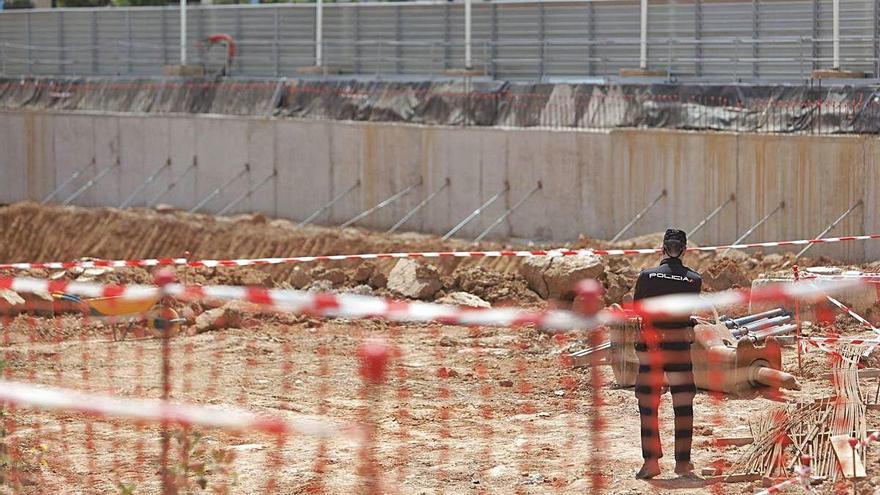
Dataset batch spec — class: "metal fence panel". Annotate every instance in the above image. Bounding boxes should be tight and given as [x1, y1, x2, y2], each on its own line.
[0, 0, 878, 81]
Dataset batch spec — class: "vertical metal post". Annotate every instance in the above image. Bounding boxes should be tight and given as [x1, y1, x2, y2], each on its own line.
[354, 4, 362, 73]
[26, 12, 32, 74]
[126, 10, 133, 75]
[793, 199, 863, 260]
[832, 0, 840, 69]
[812, 0, 820, 70]
[465, 0, 473, 69]
[874, 0, 880, 77]
[490, 4, 498, 77]
[180, 0, 187, 65]
[273, 7, 280, 77]
[161, 7, 168, 65]
[443, 3, 451, 71]
[91, 10, 98, 74]
[639, 0, 648, 69]
[587, 1, 595, 75]
[694, 0, 702, 77]
[538, 4, 546, 80]
[395, 5, 402, 74]
[752, 0, 759, 78]
[315, 0, 323, 68]
[58, 11, 65, 75]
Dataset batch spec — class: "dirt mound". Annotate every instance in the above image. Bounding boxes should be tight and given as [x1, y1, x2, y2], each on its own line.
[450, 265, 541, 306]
[703, 258, 752, 291]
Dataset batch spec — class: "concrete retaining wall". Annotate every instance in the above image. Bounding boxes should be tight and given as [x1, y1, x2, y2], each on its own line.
[1, 109, 878, 262]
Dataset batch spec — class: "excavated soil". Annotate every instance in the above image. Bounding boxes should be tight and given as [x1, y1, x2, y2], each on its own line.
[2, 202, 880, 494]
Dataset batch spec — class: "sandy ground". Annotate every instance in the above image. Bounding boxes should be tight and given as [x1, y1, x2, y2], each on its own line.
[1, 203, 879, 494]
[2, 314, 880, 494]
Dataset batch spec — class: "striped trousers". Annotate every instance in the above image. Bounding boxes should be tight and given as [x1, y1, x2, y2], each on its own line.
[634, 339, 696, 462]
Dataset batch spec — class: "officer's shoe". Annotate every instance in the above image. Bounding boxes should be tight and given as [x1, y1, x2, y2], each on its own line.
[674, 461, 695, 476]
[635, 460, 661, 479]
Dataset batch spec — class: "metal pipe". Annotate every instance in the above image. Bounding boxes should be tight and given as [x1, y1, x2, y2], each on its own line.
[216, 171, 277, 216]
[442, 182, 510, 241]
[188, 164, 250, 214]
[149, 160, 197, 207]
[733, 315, 793, 337]
[42, 159, 95, 203]
[473, 181, 542, 243]
[61, 161, 120, 206]
[386, 178, 450, 234]
[749, 323, 798, 343]
[297, 180, 360, 228]
[180, 0, 187, 65]
[639, 0, 648, 69]
[465, 0, 472, 69]
[610, 189, 667, 243]
[118, 159, 171, 209]
[722, 201, 785, 256]
[721, 308, 787, 329]
[315, 0, 323, 67]
[687, 193, 735, 239]
[832, 0, 840, 69]
[340, 179, 422, 229]
[794, 198, 863, 260]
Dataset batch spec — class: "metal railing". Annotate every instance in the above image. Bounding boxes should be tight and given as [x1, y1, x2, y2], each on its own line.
[0, 0, 878, 81]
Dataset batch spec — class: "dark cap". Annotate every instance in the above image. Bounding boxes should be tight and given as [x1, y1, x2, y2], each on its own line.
[663, 229, 687, 246]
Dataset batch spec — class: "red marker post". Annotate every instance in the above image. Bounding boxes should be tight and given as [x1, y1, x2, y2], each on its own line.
[574, 280, 607, 493]
[357, 338, 390, 495]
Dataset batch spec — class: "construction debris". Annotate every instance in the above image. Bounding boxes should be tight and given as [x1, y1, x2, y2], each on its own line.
[519, 253, 604, 300]
[577, 308, 801, 394]
[722, 345, 868, 483]
[387, 259, 442, 300]
[436, 292, 491, 308]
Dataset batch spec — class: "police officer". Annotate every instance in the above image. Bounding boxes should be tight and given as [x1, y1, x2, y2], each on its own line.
[632, 229, 702, 479]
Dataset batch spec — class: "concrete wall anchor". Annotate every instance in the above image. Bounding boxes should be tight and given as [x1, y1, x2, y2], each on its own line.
[386, 178, 450, 234]
[610, 189, 667, 242]
[793, 198, 864, 261]
[188, 164, 250, 214]
[473, 181, 542, 243]
[42, 159, 96, 204]
[118, 159, 172, 209]
[297, 180, 361, 228]
[442, 181, 510, 241]
[61, 161, 121, 207]
[340, 178, 422, 229]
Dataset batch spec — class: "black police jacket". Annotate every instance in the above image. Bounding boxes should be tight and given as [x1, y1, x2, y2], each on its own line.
[633, 257, 702, 328]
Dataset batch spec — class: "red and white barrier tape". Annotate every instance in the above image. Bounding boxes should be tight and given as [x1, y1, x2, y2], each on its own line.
[824, 295, 880, 335]
[1, 234, 878, 271]
[800, 335, 880, 346]
[0, 380, 357, 439]
[0, 275, 602, 333]
[857, 430, 880, 448]
[755, 457, 814, 495]
[0, 275, 865, 333]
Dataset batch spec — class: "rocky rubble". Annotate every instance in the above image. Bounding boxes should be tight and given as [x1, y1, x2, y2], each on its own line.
[387, 259, 442, 300]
